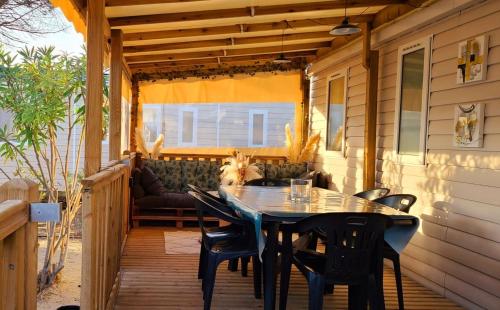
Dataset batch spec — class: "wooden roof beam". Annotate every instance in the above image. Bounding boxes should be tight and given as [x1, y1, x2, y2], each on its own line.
[109, 0, 403, 28]
[122, 16, 374, 44]
[123, 31, 332, 54]
[125, 41, 330, 63]
[129, 51, 316, 71]
[105, 0, 206, 7]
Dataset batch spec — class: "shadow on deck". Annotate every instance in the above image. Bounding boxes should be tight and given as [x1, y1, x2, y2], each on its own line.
[115, 228, 463, 309]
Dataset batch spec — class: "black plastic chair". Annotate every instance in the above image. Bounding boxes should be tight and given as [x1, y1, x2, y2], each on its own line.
[187, 184, 225, 203]
[189, 191, 262, 310]
[354, 188, 390, 201]
[279, 213, 390, 310]
[373, 194, 417, 213]
[187, 184, 248, 275]
[373, 194, 417, 310]
[244, 178, 290, 186]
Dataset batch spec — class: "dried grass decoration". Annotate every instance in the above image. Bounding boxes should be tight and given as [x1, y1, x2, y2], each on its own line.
[285, 123, 320, 163]
[135, 127, 164, 159]
[220, 151, 262, 185]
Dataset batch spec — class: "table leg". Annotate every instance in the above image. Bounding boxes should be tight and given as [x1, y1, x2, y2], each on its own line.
[263, 222, 279, 310]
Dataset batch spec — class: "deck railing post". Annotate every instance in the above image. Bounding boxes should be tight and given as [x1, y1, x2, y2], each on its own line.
[0, 179, 40, 310]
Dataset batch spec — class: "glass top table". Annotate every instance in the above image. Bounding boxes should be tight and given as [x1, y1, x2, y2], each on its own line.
[219, 185, 419, 310]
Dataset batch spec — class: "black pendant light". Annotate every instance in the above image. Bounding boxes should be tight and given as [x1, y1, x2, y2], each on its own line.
[273, 22, 291, 64]
[330, 0, 361, 36]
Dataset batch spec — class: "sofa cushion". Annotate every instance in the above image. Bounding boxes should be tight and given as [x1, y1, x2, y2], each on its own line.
[141, 166, 168, 196]
[254, 162, 266, 178]
[196, 160, 221, 191]
[134, 192, 195, 210]
[143, 159, 182, 192]
[132, 168, 145, 199]
[299, 170, 320, 187]
[265, 162, 308, 179]
[180, 160, 221, 192]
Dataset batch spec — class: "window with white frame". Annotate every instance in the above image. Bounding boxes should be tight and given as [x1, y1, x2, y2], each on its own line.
[143, 105, 162, 145]
[326, 71, 347, 152]
[248, 110, 268, 147]
[179, 107, 197, 146]
[394, 37, 431, 164]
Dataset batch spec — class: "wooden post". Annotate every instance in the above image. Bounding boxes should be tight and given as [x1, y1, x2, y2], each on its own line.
[129, 79, 139, 152]
[85, 0, 105, 176]
[361, 23, 371, 70]
[109, 29, 123, 161]
[363, 51, 379, 190]
[0, 179, 40, 310]
[362, 23, 379, 190]
[300, 70, 310, 147]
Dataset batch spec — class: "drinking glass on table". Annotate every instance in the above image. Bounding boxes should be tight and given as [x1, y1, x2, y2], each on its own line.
[290, 179, 312, 202]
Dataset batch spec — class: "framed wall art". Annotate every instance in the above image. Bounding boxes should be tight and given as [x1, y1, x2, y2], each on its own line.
[457, 35, 488, 84]
[453, 103, 484, 148]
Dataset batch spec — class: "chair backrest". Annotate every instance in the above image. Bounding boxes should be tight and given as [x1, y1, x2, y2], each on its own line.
[373, 194, 417, 213]
[244, 178, 290, 187]
[188, 191, 246, 226]
[293, 213, 390, 284]
[187, 184, 224, 202]
[353, 188, 390, 201]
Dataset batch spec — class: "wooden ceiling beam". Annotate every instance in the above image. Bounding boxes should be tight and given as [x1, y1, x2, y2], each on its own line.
[106, 0, 206, 7]
[124, 31, 332, 54]
[125, 41, 330, 63]
[129, 51, 316, 70]
[109, 0, 403, 28]
[122, 16, 374, 43]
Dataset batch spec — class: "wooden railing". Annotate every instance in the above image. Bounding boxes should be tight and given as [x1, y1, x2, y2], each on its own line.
[81, 162, 131, 310]
[127, 152, 287, 169]
[0, 179, 39, 310]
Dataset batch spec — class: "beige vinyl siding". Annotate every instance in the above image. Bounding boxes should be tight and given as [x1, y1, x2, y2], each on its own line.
[310, 0, 500, 309]
[147, 103, 295, 148]
[377, 1, 500, 309]
[310, 58, 366, 195]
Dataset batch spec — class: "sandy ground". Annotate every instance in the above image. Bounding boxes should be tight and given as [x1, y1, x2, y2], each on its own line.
[37, 238, 82, 310]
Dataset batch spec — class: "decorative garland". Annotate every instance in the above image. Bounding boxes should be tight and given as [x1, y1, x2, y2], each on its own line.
[133, 59, 308, 82]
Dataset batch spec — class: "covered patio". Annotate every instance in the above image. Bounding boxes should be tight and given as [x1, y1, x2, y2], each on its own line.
[8, 0, 495, 309]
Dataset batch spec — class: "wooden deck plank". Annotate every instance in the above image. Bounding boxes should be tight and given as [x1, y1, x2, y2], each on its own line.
[115, 228, 463, 309]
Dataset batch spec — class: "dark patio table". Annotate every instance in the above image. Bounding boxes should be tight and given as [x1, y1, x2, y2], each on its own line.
[219, 185, 419, 310]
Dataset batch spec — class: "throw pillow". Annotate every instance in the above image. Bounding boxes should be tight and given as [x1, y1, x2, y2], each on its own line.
[132, 168, 145, 199]
[141, 166, 168, 196]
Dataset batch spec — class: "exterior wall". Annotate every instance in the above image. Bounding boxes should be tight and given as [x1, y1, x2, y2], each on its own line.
[310, 58, 366, 195]
[309, 1, 500, 309]
[142, 103, 295, 148]
[0, 93, 132, 184]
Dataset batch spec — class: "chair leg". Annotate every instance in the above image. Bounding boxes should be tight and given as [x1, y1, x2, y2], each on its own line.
[393, 256, 405, 310]
[228, 258, 238, 272]
[198, 243, 207, 280]
[348, 284, 368, 310]
[241, 256, 250, 277]
[252, 255, 262, 299]
[203, 254, 219, 310]
[279, 230, 293, 310]
[307, 274, 325, 310]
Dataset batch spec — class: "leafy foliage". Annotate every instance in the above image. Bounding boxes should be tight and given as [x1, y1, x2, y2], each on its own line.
[0, 45, 107, 291]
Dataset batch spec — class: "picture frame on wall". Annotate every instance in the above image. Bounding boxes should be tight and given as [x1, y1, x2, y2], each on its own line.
[457, 35, 488, 84]
[453, 103, 484, 148]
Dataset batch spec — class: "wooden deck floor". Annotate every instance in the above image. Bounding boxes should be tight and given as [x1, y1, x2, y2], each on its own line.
[115, 228, 463, 309]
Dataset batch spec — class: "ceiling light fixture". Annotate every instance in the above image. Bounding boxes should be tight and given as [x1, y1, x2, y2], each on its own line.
[330, 0, 361, 36]
[273, 21, 291, 64]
